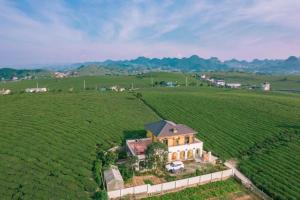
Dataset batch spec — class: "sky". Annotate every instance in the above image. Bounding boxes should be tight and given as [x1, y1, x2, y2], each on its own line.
[0, 0, 300, 67]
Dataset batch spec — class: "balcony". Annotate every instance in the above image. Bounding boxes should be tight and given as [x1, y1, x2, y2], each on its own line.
[168, 138, 203, 152]
[167, 138, 202, 147]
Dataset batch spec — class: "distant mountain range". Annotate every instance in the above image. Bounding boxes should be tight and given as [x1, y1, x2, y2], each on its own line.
[1, 55, 300, 79]
[76, 55, 300, 74]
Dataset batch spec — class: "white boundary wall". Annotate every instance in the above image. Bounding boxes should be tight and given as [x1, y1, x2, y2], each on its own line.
[108, 169, 234, 199]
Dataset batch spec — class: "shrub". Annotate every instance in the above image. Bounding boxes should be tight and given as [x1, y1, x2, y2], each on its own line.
[93, 191, 108, 200]
[145, 142, 168, 171]
[195, 168, 201, 176]
[118, 164, 133, 181]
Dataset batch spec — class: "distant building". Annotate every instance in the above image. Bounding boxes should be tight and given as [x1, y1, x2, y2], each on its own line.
[12, 76, 18, 81]
[110, 85, 125, 92]
[207, 78, 215, 83]
[226, 83, 241, 88]
[215, 80, 225, 87]
[99, 87, 107, 92]
[200, 74, 206, 79]
[166, 81, 177, 87]
[262, 82, 271, 91]
[23, 76, 32, 80]
[104, 166, 124, 191]
[0, 89, 11, 95]
[54, 72, 67, 78]
[25, 88, 47, 93]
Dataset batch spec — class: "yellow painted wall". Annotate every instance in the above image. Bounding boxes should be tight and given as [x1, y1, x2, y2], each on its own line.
[159, 135, 194, 146]
[146, 130, 158, 142]
[146, 129, 194, 146]
[146, 130, 152, 138]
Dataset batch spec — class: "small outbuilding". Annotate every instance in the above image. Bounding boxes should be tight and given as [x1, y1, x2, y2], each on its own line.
[103, 165, 124, 191]
[262, 82, 271, 91]
[0, 89, 11, 95]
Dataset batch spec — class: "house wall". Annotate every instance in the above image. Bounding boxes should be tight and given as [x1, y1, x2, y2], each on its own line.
[167, 140, 203, 162]
[146, 131, 158, 142]
[108, 169, 234, 199]
[157, 135, 194, 147]
[145, 130, 202, 162]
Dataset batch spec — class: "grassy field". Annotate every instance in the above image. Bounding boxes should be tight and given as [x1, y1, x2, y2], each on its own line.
[145, 178, 259, 200]
[142, 87, 300, 199]
[0, 92, 159, 199]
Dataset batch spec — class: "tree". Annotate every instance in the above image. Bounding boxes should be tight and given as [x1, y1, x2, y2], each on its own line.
[118, 164, 133, 181]
[145, 142, 168, 172]
[93, 191, 108, 200]
[97, 150, 117, 167]
[127, 155, 138, 172]
[136, 92, 142, 99]
[94, 159, 103, 188]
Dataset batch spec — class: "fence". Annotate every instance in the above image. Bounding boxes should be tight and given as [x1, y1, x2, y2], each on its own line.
[108, 169, 234, 199]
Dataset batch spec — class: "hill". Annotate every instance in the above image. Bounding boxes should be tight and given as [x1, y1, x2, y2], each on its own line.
[0, 68, 49, 80]
[76, 55, 300, 74]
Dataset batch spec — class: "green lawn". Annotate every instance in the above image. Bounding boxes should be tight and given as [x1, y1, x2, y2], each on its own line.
[145, 179, 253, 200]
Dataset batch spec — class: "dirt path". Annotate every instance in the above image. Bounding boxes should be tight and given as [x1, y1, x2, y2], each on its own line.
[125, 175, 165, 187]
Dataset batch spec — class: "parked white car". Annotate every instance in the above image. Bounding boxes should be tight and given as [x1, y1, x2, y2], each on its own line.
[166, 161, 184, 172]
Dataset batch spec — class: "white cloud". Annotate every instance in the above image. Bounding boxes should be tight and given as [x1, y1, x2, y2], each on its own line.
[0, 0, 300, 66]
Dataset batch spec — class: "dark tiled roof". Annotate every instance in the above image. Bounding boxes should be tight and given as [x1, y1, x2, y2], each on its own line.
[144, 120, 196, 138]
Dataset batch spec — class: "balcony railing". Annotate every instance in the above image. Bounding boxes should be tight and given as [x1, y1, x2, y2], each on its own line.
[168, 138, 202, 147]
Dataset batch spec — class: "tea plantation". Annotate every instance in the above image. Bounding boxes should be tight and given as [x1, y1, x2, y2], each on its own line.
[142, 88, 300, 199]
[0, 92, 159, 199]
[0, 72, 299, 199]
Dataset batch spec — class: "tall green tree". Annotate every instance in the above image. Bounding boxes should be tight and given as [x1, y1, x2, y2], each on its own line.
[145, 142, 168, 172]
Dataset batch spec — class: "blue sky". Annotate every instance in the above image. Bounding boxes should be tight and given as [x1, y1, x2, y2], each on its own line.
[0, 0, 299, 67]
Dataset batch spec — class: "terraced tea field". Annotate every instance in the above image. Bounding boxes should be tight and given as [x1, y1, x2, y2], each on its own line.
[205, 72, 300, 91]
[239, 137, 300, 199]
[142, 88, 300, 199]
[1, 73, 299, 199]
[0, 72, 195, 92]
[0, 92, 159, 199]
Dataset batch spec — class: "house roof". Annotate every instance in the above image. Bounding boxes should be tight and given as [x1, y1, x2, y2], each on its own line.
[144, 120, 197, 138]
[127, 138, 152, 155]
[103, 166, 124, 184]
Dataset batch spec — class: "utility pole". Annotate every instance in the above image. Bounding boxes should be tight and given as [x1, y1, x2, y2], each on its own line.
[83, 80, 86, 90]
[36, 82, 38, 88]
[185, 76, 188, 87]
[151, 77, 154, 87]
[131, 82, 134, 90]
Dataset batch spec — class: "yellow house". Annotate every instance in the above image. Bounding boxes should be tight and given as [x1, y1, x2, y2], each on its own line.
[145, 120, 203, 162]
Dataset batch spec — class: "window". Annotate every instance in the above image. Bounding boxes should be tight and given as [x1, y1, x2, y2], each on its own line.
[185, 136, 190, 144]
[162, 139, 168, 145]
